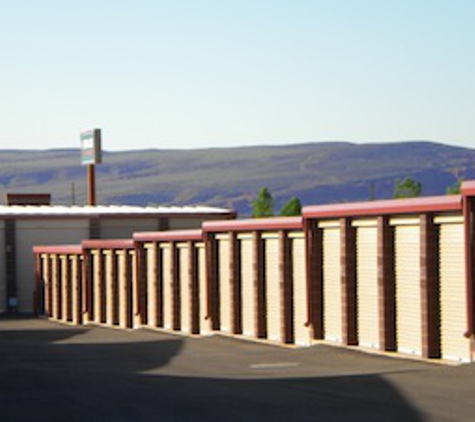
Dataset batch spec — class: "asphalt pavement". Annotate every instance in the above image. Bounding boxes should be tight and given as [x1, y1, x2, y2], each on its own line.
[1, 317, 474, 421]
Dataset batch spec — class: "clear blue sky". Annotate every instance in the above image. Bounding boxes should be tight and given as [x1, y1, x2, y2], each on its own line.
[1, 0, 474, 151]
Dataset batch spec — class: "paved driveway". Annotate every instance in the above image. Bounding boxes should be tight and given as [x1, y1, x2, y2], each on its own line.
[1, 317, 474, 421]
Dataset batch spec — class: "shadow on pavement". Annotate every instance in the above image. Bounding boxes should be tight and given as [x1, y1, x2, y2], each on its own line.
[0, 320, 424, 422]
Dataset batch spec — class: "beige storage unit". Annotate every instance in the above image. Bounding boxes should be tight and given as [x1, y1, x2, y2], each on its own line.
[99, 218, 160, 239]
[197, 243, 210, 335]
[104, 251, 116, 326]
[217, 235, 231, 333]
[60, 254, 70, 323]
[145, 243, 159, 328]
[394, 219, 422, 356]
[355, 221, 379, 349]
[290, 232, 310, 346]
[322, 223, 342, 342]
[0, 223, 5, 314]
[438, 218, 471, 362]
[91, 250, 104, 325]
[117, 250, 131, 329]
[239, 235, 255, 338]
[15, 219, 89, 313]
[51, 255, 61, 321]
[161, 244, 173, 330]
[179, 243, 191, 333]
[70, 255, 82, 325]
[264, 233, 281, 342]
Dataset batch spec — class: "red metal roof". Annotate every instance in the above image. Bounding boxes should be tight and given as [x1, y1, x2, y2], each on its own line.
[33, 245, 83, 255]
[134, 229, 203, 242]
[303, 195, 462, 219]
[462, 181, 475, 196]
[82, 239, 135, 249]
[203, 216, 303, 233]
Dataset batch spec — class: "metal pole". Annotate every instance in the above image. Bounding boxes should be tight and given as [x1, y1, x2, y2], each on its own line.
[88, 164, 96, 206]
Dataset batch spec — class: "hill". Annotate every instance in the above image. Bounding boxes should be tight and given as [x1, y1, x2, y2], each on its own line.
[0, 141, 474, 215]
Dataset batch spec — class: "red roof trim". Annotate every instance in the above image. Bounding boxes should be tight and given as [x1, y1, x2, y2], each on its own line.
[462, 181, 475, 197]
[134, 229, 203, 242]
[203, 216, 303, 233]
[33, 245, 83, 255]
[303, 195, 462, 219]
[82, 239, 135, 249]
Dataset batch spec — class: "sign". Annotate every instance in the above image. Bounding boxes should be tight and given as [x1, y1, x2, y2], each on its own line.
[80, 129, 102, 165]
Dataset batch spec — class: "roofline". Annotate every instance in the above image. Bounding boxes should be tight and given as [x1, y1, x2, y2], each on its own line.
[82, 239, 135, 250]
[134, 229, 203, 242]
[462, 181, 475, 197]
[203, 216, 303, 233]
[302, 195, 462, 219]
[33, 245, 83, 255]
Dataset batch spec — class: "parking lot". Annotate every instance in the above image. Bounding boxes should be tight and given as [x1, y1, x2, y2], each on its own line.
[1, 317, 474, 421]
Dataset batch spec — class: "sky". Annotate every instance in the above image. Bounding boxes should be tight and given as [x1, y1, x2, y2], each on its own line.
[0, 0, 474, 151]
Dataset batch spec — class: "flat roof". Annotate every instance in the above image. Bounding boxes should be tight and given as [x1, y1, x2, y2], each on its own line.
[0, 205, 233, 218]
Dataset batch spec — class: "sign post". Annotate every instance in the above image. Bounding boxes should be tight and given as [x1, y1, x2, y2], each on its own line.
[80, 129, 102, 206]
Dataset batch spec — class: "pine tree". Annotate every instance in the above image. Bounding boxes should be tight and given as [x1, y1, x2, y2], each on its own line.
[252, 187, 274, 218]
[393, 177, 422, 199]
[279, 197, 302, 216]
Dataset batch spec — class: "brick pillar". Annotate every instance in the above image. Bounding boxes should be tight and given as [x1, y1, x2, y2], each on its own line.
[134, 242, 147, 327]
[98, 250, 106, 324]
[206, 234, 220, 330]
[230, 232, 242, 334]
[124, 249, 134, 329]
[190, 242, 200, 335]
[377, 216, 396, 351]
[254, 231, 266, 338]
[341, 218, 358, 346]
[111, 251, 119, 326]
[420, 213, 440, 358]
[280, 231, 294, 344]
[82, 250, 93, 323]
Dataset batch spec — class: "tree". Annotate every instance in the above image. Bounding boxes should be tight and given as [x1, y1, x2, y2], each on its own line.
[252, 187, 274, 217]
[279, 196, 302, 216]
[393, 177, 422, 199]
[446, 178, 463, 195]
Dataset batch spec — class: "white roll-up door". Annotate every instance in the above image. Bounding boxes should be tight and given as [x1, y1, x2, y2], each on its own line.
[161, 244, 173, 330]
[179, 244, 191, 333]
[145, 243, 158, 328]
[355, 222, 379, 349]
[218, 235, 231, 333]
[70, 256, 81, 325]
[104, 251, 115, 326]
[265, 234, 281, 342]
[117, 251, 130, 329]
[291, 233, 310, 346]
[438, 219, 470, 362]
[322, 224, 342, 342]
[197, 243, 210, 335]
[394, 221, 422, 356]
[92, 251, 103, 324]
[240, 235, 255, 338]
[60, 255, 70, 323]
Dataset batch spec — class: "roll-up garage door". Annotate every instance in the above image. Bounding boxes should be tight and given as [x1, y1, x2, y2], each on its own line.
[322, 224, 342, 342]
[70, 256, 82, 325]
[92, 251, 104, 324]
[104, 251, 115, 326]
[438, 218, 470, 362]
[355, 221, 379, 349]
[239, 235, 255, 338]
[218, 235, 231, 333]
[394, 220, 421, 356]
[145, 243, 158, 328]
[51, 255, 60, 321]
[60, 255, 70, 323]
[117, 251, 131, 329]
[265, 234, 281, 342]
[291, 232, 310, 346]
[179, 244, 191, 333]
[161, 244, 173, 330]
[197, 243, 210, 335]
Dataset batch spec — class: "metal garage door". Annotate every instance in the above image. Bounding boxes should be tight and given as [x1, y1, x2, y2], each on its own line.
[117, 250, 131, 329]
[161, 244, 173, 330]
[197, 243, 210, 335]
[291, 233, 310, 346]
[104, 251, 115, 326]
[60, 255, 70, 323]
[438, 217, 470, 362]
[355, 221, 379, 349]
[145, 243, 159, 328]
[239, 235, 255, 338]
[218, 235, 231, 333]
[265, 234, 281, 342]
[51, 255, 61, 321]
[179, 244, 191, 333]
[70, 255, 82, 325]
[394, 220, 422, 356]
[322, 223, 342, 342]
